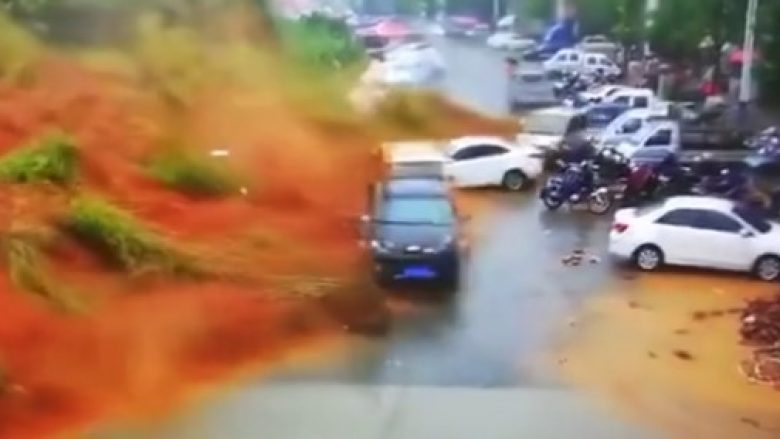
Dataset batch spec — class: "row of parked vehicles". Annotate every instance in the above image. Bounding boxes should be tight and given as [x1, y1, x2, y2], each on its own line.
[361, 99, 780, 288]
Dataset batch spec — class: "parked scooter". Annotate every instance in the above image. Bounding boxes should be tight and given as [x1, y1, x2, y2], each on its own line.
[539, 160, 615, 215]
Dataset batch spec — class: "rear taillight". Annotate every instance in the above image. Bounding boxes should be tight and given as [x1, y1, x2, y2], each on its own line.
[613, 222, 629, 233]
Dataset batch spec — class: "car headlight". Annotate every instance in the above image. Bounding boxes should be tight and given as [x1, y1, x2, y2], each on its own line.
[419, 236, 455, 254]
[370, 240, 396, 253]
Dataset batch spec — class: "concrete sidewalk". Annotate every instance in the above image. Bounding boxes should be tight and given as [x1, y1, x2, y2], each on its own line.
[98, 383, 659, 439]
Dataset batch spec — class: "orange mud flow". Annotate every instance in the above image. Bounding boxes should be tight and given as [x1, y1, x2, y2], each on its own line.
[558, 273, 780, 439]
[0, 5, 517, 438]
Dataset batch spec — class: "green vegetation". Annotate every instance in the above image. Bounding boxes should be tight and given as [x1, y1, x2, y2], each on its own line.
[65, 196, 195, 275]
[0, 11, 40, 83]
[148, 150, 239, 197]
[0, 132, 78, 184]
[5, 234, 84, 312]
[280, 13, 364, 69]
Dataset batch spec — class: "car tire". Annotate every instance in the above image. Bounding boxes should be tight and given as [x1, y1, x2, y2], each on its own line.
[633, 245, 664, 272]
[502, 170, 529, 191]
[753, 255, 780, 282]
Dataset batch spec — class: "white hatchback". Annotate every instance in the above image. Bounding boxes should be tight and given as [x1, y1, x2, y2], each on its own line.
[609, 196, 780, 281]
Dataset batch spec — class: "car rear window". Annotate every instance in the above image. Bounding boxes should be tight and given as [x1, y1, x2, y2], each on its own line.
[519, 73, 544, 82]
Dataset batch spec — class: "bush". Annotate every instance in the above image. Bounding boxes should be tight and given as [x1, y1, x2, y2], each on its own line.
[0, 132, 78, 184]
[148, 150, 239, 197]
[64, 196, 194, 275]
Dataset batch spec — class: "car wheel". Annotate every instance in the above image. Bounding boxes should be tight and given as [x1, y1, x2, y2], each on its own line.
[633, 245, 663, 272]
[754, 255, 780, 282]
[502, 170, 528, 191]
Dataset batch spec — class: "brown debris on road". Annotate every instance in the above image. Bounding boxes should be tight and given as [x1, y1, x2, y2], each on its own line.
[739, 294, 780, 387]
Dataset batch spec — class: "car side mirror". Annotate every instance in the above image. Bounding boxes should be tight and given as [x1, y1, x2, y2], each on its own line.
[741, 229, 755, 239]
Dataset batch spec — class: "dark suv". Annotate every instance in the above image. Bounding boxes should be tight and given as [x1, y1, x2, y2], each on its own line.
[363, 178, 463, 288]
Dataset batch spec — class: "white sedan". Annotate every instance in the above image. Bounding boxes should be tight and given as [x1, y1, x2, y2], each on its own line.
[609, 196, 780, 281]
[486, 32, 536, 51]
[443, 137, 543, 191]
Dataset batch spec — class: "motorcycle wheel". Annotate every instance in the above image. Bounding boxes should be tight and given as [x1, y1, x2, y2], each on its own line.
[588, 192, 614, 215]
[542, 194, 564, 210]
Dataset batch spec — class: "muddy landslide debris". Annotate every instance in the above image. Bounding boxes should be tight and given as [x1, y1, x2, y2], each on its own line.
[739, 295, 780, 387]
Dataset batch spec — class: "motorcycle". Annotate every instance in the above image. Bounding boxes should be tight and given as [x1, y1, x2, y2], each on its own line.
[745, 126, 780, 150]
[692, 167, 756, 203]
[539, 160, 615, 215]
[554, 72, 590, 101]
[620, 161, 698, 207]
[745, 128, 780, 171]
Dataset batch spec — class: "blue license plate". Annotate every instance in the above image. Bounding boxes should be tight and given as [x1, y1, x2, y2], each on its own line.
[401, 266, 437, 279]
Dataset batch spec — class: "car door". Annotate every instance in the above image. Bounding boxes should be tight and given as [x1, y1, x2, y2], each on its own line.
[446, 145, 508, 187]
[691, 210, 752, 270]
[642, 128, 673, 152]
[584, 55, 598, 75]
[653, 209, 709, 266]
[567, 51, 581, 72]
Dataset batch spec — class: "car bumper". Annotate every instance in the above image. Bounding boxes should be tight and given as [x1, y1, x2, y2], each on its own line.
[373, 252, 459, 281]
[607, 233, 635, 260]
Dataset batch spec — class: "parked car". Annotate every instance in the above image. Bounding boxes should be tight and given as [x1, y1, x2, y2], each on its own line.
[577, 84, 631, 105]
[382, 141, 447, 179]
[382, 42, 446, 87]
[595, 106, 671, 147]
[507, 69, 558, 110]
[516, 106, 588, 152]
[487, 32, 536, 51]
[542, 49, 621, 78]
[608, 118, 681, 159]
[363, 177, 463, 287]
[577, 34, 619, 59]
[443, 136, 544, 191]
[582, 103, 631, 139]
[609, 196, 780, 281]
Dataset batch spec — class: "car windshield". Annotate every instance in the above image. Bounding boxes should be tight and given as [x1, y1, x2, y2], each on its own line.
[376, 198, 454, 225]
[733, 206, 772, 233]
[524, 113, 570, 135]
[586, 109, 618, 127]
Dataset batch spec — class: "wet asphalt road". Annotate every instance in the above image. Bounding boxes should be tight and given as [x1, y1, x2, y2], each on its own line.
[96, 39, 658, 439]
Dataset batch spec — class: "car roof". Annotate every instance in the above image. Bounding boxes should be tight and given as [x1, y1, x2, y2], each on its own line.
[383, 141, 447, 164]
[448, 136, 513, 150]
[588, 102, 629, 111]
[663, 196, 735, 212]
[382, 178, 449, 197]
[531, 106, 580, 117]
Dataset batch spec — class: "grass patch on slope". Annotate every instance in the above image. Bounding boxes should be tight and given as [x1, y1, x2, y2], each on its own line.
[64, 196, 197, 276]
[0, 133, 79, 184]
[5, 234, 85, 312]
[148, 150, 240, 197]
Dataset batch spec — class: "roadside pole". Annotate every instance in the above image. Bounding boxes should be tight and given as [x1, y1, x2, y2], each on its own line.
[739, 0, 759, 117]
[493, 0, 500, 28]
[555, 0, 566, 19]
[644, 0, 659, 56]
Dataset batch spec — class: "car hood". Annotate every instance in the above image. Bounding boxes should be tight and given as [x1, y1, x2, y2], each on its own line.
[374, 223, 453, 250]
[516, 133, 562, 150]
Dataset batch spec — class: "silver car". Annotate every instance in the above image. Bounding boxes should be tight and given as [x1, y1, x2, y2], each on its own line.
[508, 69, 558, 111]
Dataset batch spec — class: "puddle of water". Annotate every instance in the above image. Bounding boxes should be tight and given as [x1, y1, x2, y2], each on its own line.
[558, 272, 780, 439]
